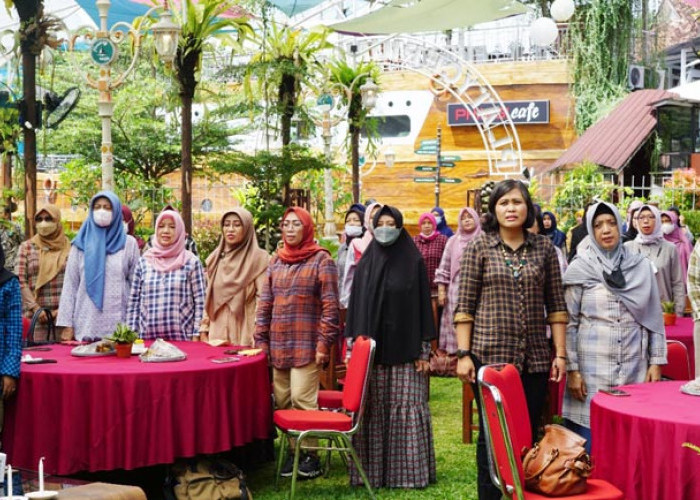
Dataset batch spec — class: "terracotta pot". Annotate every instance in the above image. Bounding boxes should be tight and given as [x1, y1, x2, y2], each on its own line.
[115, 342, 133, 358]
[663, 313, 677, 326]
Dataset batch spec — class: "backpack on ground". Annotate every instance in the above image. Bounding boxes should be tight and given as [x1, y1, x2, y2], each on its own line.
[165, 456, 252, 500]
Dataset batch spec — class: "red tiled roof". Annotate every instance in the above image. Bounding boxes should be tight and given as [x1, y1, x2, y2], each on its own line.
[546, 89, 675, 173]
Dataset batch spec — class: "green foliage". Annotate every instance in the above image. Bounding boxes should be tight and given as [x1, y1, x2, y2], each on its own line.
[681, 210, 700, 239]
[661, 301, 676, 314]
[108, 323, 139, 344]
[570, 0, 632, 133]
[650, 169, 700, 212]
[317, 237, 339, 259]
[192, 218, 221, 266]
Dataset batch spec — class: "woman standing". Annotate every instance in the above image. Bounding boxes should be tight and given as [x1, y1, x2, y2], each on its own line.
[563, 202, 666, 449]
[454, 179, 568, 500]
[662, 210, 693, 281]
[435, 207, 481, 354]
[542, 211, 566, 250]
[57, 192, 140, 341]
[200, 208, 269, 346]
[341, 202, 381, 308]
[254, 207, 339, 479]
[345, 205, 436, 489]
[431, 206, 454, 237]
[624, 205, 684, 316]
[336, 203, 365, 292]
[16, 205, 71, 341]
[127, 210, 205, 341]
[414, 213, 448, 331]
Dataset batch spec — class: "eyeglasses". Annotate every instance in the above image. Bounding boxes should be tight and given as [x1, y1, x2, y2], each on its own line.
[281, 221, 303, 229]
[35, 216, 53, 223]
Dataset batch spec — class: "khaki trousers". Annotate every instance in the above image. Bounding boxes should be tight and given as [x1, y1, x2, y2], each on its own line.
[273, 362, 320, 451]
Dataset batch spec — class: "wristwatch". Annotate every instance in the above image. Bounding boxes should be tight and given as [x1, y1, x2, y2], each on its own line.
[455, 349, 472, 359]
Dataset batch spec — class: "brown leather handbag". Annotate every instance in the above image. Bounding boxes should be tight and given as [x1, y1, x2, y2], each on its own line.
[429, 349, 457, 377]
[522, 424, 592, 496]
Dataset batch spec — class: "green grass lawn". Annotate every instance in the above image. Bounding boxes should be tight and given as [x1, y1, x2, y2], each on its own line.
[246, 376, 480, 499]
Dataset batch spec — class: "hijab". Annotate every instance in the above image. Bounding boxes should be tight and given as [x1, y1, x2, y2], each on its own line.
[543, 211, 566, 248]
[349, 202, 382, 256]
[276, 207, 328, 264]
[431, 206, 454, 237]
[634, 205, 664, 245]
[205, 208, 269, 319]
[418, 212, 439, 241]
[564, 202, 663, 334]
[345, 205, 436, 365]
[448, 207, 481, 278]
[143, 210, 190, 272]
[73, 191, 127, 310]
[623, 200, 644, 241]
[121, 205, 145, 250]
[662, 210, 692, 278]
[31, 204, 71, 292]
[0, 243, 16, 288]
[344, 203, 366, 247]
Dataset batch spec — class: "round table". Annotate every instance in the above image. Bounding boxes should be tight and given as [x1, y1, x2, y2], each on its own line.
[3, 342, 272, 475]
[590, 381, 700, 500]
[666, 316, 695, 375]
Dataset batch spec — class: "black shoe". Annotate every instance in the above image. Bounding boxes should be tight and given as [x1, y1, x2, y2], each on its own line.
[297, 454, 322, 479]
[279, 455, 294, 477]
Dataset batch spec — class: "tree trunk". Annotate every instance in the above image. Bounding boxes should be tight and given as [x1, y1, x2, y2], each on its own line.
[279, 72, 296, 204]
[22, 42, 37, 238]
[349, 94, 362, 204]
[181, 94, 193, 235]
[2, 153, 12, 219]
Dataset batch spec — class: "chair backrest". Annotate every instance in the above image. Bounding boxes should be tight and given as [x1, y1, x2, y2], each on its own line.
[342, 336, 375, 414]
[478, 364, 531, 500]
[663, 340, 691, 380]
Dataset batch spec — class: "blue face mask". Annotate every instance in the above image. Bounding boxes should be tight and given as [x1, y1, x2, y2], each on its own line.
[434, 216, 443, 225]
[374, 226, 401, 246]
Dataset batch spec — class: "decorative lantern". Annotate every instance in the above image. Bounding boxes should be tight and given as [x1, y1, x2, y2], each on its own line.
[151, 7, 181, 64]
[359, 78, 378, 110]
[530, 17, 559, 46]
[550, 0, 575, 23]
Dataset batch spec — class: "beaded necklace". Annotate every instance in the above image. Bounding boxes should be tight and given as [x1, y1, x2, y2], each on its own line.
[500, 243, 528, 279]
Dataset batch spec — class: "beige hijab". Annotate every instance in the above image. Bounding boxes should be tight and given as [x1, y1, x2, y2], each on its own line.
[204, 208, 269, 319]
[31, 204, 71, 292]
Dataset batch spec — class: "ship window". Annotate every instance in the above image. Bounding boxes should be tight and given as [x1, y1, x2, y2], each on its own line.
[362, 115, 411, 138]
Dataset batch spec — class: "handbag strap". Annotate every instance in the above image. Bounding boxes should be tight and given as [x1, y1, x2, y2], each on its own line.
[27, 307, 56, 346]
[523, 446, 560, 481]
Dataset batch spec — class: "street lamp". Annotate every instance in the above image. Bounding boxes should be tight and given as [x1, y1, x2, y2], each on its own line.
[75, 0, 180, 191]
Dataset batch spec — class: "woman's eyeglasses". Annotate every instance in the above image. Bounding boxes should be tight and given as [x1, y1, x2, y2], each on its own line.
[281, 221, 303, 229]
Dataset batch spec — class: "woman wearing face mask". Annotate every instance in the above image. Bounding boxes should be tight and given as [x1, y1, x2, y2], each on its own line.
[16, 204, 71, 341]
[199, 208, 269, 346]
[431, 206, 454, 237]
[454, 179, 568, 500]
[127, 210, 205, 341]
[57, 192, 141, 341]
[661, 210, 693, 280]
[435, 207, 481, 354]
[414, 212, 449, 331]
[344, 205, 436, 489]
[340, 202, 382, 308]
[255, 207, 339, 479]
[337, 204, 365, 293]
[624, 205, 685, 315]
[121, 205, 145, 251]
[563, 202, 666, 451]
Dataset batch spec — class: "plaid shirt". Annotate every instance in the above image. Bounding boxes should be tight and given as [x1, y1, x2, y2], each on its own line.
[454, 231, 568, 373]
[254, 251, 339, 369]
[0, 278, 22, 379]
[126, 254, 206, 340]
[413, 234, 448, 293]
[16, 241, 66, 340]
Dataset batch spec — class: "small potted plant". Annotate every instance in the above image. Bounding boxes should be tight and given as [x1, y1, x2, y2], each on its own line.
[662, 301, 677, 326]
[108, 323, 140, 358]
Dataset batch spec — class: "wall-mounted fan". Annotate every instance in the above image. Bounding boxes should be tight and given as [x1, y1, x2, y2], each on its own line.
[43, 87, 80, 129]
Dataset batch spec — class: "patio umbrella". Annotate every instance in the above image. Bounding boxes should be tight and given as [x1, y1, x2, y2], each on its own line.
[266, 0, 328, 17]
[329, 0, 530, 35]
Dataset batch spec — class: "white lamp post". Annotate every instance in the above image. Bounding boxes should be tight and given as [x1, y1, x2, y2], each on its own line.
[79, 0, 180, 191]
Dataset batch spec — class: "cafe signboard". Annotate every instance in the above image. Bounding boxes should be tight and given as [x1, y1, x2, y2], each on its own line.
[447, 100, 550, 127]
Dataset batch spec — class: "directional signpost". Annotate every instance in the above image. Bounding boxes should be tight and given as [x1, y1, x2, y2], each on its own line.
[413, 130, 464, 202]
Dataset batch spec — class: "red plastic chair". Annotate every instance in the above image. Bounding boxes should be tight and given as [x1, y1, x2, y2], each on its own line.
[477, 364, 624, 500]
[662, 340, 692, 381]
[274, 336, 376, 500]
[22, 317, 30, 342]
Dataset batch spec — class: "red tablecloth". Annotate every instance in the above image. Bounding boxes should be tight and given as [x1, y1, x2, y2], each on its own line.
[3, 342, 272, 475]
[666, 316, 695, 375]
[590, 381, 700, 500]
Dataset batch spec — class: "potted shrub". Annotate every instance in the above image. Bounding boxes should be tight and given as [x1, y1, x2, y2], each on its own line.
[662, 301, 677, 327]
[108, 323, 140, 358]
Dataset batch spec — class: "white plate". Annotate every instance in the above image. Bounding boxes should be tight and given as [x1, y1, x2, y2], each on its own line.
[26, 491, 59, 499]
[139, 354, 187, 363]
[70, 348, 115, 357]
[680, 384, 700, 396]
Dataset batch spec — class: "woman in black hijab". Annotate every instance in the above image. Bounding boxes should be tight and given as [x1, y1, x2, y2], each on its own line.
[345, 205, 436, 489]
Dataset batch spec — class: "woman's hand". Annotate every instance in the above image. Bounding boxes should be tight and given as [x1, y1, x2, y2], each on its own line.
[2, 376, 16, 399]
[414, 359, 430, 373]
[198, 332, 208, 343]
[315, 350, 330, 366]
[645, 364, 662, 382]
[550, 357, 566, 382]
[457, 356, 476, 384]
[437, 286, 447, 307]
[37, 310, 48, 323]
[567, 371, 587, 402]
[61, 327, 74, 342]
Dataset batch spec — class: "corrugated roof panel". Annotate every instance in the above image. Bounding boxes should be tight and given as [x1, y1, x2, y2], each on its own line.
[548, 89, 675, 173]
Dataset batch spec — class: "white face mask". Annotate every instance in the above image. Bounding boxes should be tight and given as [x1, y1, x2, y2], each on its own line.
[123, 221, 130, 234]
[434, 216, 443, 225]
[345, 225, 363, 237]
[93, 209, 113, 228]
[661, 223, 675, 235]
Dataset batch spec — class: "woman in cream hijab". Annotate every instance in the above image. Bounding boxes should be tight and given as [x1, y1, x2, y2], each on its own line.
[16, 204, 71, 341]
[200, 208, 269, 346]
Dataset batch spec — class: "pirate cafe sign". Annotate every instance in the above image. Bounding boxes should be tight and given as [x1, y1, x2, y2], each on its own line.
[447, 100, 550, 126]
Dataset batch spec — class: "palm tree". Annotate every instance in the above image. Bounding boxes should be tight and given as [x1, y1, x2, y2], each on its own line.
[171, 0, 252, 233]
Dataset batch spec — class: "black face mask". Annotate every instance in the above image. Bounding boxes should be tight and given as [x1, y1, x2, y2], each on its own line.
[603, 267, 626, 289]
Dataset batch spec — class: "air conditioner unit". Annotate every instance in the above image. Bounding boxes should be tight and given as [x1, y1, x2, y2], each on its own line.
[628, 65, 645, 90]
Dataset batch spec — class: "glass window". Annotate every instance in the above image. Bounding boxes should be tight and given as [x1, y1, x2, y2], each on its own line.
[362, 115, 411, 138]
[657, 106, 693, 153]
